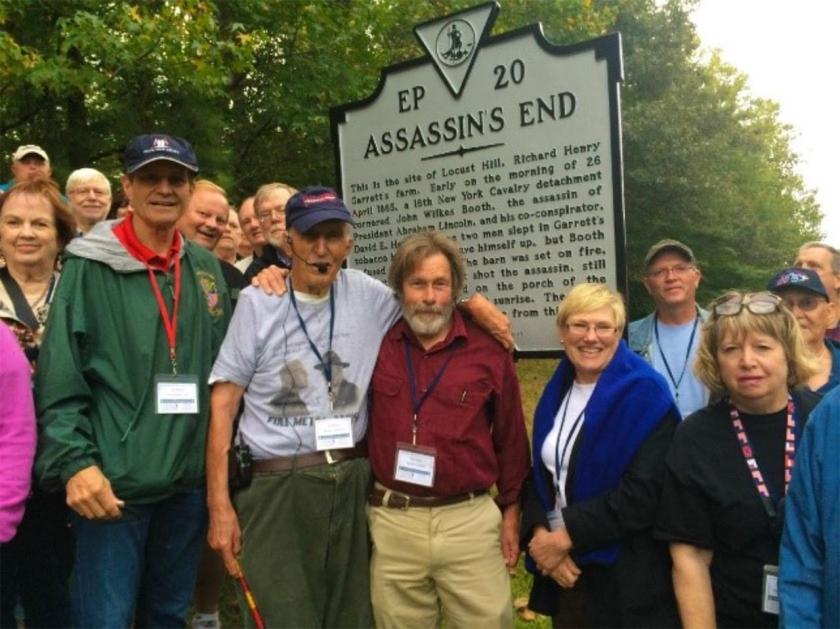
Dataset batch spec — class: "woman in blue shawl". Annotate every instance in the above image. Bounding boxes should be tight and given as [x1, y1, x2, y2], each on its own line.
[522, 283, 680, 627]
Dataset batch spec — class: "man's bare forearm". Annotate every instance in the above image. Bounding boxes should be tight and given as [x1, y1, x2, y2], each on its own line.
[207, 381, 245, 510]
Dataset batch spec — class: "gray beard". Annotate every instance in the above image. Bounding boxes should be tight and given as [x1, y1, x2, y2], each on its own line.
[402, 301, 455, 339]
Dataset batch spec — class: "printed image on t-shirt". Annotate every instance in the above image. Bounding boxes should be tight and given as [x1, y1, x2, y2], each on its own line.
[269, 359, 311, 416]
[316, 350, 359, 411]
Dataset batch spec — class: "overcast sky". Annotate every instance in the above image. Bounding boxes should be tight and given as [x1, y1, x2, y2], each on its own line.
[690, 0, 839, 245]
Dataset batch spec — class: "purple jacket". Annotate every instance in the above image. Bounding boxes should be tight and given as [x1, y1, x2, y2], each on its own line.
[0, 322, 36, 542]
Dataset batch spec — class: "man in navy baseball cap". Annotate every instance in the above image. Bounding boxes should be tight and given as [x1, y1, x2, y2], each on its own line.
[285, 185, 354, 233]
[123, 133, 198, 174]
[768, 267, 839, 394]
[35, 132, 230, 628]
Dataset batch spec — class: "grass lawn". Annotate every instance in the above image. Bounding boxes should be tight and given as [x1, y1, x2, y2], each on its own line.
[215, 358, 558, 628]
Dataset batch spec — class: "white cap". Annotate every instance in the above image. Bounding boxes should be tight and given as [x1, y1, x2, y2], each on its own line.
[11, 144, 49, 164]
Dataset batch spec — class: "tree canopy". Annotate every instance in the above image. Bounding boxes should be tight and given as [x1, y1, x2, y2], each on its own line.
[0, 0, 821, 315]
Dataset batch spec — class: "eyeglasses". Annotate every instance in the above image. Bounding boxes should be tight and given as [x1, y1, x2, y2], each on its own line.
[647, 263, 695, 279]
[713, 291, 782, 317]
[257, 208, 284, 223]
[565, 321, 618, 339]
[782, 295, 825, 312]
[69, 187, 109, 197]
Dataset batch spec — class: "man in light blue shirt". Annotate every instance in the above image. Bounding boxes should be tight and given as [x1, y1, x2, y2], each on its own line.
[629, 239, 709, 417]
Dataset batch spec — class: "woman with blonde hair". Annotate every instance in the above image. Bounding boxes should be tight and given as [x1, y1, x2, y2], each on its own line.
[523, 282, 679, 627]
[656, 290, 821, 628]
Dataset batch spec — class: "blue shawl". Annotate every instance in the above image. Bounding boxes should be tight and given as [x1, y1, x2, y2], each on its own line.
[530, 340, 678, 565]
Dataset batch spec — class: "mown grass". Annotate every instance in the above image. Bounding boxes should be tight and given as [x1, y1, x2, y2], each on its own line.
[214, 358, 558, 628]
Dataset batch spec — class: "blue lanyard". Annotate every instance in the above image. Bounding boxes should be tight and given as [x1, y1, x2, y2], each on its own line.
[654, 315, 699, 402]
[553, 390, 585, 495]
[403, 337, 457, 444]
[289, 280, 335, 406]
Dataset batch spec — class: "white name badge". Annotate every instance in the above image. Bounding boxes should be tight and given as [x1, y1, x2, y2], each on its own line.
[394, 443, 436, 488]
[155, 375, 199, 414]
[314, 417, 354, 451]
[761, 564, 779, 615]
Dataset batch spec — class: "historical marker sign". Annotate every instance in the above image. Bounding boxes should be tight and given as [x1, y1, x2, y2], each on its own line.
[331, 2, 626, 355]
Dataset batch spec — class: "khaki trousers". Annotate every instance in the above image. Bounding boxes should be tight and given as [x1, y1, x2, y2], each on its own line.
[369, 492, 513, 629]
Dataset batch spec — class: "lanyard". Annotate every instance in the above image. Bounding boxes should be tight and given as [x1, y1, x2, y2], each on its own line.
[146, 255, 181, 374]
[553, 390, 585, 495]
[403, 337, 456, 445]
[654, 315, 699, 403]
[729, 396, 796, 519]
[288, 280, 336, 407]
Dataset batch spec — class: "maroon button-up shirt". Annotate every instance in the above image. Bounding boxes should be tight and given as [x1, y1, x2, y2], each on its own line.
[368, 310, 530, 507]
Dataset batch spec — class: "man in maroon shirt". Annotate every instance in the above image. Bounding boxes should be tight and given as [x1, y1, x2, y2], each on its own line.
[367, 230, 530, 628]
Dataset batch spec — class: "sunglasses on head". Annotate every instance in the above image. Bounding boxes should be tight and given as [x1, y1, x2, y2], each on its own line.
[712, 291, 782, 317]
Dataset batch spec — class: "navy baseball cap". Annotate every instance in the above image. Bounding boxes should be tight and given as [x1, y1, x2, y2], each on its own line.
[285, 186, 354, 233]
[123, 134, 198, 174]
[767, 267, 829, 300]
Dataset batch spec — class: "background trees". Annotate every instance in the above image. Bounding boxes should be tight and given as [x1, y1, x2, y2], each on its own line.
[0, 0, 821, 316]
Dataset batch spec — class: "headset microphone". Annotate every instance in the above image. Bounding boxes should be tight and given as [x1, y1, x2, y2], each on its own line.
[288, 238, 331, 274]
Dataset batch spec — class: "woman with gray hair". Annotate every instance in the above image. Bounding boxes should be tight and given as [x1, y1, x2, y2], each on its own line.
[657, 290, 821, 628]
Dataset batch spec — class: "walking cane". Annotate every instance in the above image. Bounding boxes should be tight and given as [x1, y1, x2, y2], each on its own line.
[234, 559, 266, 629]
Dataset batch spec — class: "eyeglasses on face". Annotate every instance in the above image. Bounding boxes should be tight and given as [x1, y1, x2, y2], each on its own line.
[69, 187, 109, 197]
[781, 294, 826, 312]
[257, 208, 285, 223]
[713, 291, 782, 317]
[565, 321, 617, 339]
[646, 263, 694, 280]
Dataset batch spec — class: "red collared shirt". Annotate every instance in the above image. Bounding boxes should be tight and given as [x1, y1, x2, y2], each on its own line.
[113, 214, 181, 270]
[368, 310, 530, 507]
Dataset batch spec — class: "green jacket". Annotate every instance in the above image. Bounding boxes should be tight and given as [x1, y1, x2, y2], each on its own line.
[35, 219, 231, 503]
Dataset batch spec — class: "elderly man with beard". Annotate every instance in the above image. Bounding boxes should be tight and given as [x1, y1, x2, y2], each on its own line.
[242, 182, 296, 282]
[366, 230, 529, 629]
[207, 192, 513, 628]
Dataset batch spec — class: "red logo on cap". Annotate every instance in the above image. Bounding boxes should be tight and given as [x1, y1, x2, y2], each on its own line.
[303, 193, 337, 205]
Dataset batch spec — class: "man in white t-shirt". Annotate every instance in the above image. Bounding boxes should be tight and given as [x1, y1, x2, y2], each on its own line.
[206, 187, 512, 628]
[629, 239, 709, 417]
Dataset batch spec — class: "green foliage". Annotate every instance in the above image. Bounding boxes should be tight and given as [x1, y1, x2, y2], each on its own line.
[0, 0, 822, 313]
[616, 0, 822, 316]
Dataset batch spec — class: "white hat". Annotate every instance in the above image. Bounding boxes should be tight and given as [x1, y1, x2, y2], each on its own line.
[11, 144, 49, 164]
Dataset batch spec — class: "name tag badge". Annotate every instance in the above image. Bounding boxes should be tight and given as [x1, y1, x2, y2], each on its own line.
[155, 374, 199, 414]
[761, 564, 779, 615]
[394, 443, 436, 488]
[314, 417, 354, 451]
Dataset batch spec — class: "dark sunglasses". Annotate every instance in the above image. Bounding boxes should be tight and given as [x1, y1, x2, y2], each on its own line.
[712, 291, 782, 317]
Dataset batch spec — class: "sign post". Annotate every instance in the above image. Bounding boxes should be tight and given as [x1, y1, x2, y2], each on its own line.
[331, 2, 625, 355]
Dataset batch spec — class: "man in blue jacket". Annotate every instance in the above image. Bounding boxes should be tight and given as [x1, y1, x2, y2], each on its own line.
[779, 386, 840, 628]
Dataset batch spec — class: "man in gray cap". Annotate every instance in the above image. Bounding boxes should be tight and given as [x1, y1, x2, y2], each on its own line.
[1, 144, 52, 191]
[629, 239, 709, 417]
[35, 133, 231, 628]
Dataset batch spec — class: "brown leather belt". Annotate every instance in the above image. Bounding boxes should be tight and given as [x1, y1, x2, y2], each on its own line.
[368, 487, 487, 509]
[252, 442, 367, 473]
